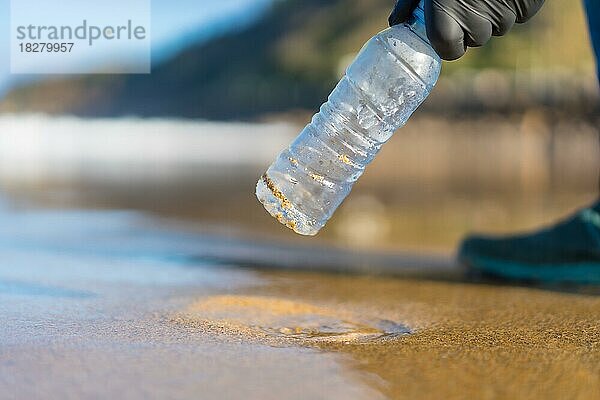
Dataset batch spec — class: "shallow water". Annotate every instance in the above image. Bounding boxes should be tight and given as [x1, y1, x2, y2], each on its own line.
[0, 198, 390, 400]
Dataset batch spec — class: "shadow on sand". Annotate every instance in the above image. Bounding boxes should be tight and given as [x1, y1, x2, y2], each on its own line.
[187, 237, 600, 296]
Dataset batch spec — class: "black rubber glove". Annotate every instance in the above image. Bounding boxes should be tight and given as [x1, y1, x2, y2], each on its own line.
[389, 0, 545, 60]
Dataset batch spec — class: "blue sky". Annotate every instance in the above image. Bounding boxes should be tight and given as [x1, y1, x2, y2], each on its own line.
[0, 0, 271, 93]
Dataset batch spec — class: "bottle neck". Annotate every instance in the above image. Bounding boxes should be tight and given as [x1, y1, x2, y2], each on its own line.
[407, 0, 429, 43]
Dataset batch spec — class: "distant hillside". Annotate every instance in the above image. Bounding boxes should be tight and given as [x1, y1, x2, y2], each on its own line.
[0, 0, 594, 120]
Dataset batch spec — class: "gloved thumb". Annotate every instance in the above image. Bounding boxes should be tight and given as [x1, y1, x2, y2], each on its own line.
[388, 0, 422, 26]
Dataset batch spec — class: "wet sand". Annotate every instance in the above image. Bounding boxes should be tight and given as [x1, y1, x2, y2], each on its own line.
[249, 272, 600, 399]
[1, 202, 599, 399]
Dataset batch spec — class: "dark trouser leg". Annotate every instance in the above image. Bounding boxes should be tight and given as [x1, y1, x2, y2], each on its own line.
[585, 0, 600, 79]
[584, 0, 600, 190]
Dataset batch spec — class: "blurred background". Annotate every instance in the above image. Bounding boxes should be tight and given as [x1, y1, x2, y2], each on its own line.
[0, 0, 598, 253]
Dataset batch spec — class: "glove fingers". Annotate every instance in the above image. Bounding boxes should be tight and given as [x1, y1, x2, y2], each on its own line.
[426, 1, 466, 60]
[463, 13, 493, 47]
[389, 0, 422, 26]
[515, 0, 545, 23]
[492, 11, 516, 36]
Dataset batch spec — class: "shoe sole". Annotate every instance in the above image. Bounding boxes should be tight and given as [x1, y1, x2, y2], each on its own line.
[460, 254, 600, 285]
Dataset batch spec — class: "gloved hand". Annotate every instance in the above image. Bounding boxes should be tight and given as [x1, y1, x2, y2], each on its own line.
[389, 0, 545, 60]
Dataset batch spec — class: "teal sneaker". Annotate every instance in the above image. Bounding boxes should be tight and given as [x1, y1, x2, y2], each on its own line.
[458, 202, 600, 284]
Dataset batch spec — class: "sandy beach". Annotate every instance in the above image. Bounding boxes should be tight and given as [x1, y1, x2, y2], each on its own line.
[1, 200, 599, 400]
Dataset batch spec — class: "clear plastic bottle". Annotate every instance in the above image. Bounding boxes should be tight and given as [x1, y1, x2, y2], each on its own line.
[256, 1, 441, 236]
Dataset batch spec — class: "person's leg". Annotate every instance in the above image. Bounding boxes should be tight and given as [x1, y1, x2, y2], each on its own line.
[457, 0, 600, 284]
[584, 0, 599, 78]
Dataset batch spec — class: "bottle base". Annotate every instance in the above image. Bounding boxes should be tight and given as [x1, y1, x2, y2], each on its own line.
[255, 173, 320, 236]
